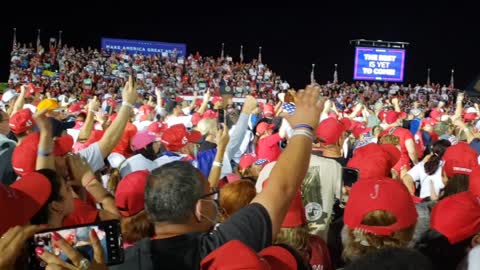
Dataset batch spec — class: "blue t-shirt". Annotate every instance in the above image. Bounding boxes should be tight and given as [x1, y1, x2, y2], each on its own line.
[410, 118, 421, 135]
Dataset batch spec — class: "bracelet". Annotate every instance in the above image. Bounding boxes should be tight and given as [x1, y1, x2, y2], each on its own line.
[83, 176, 97, 188]
[292, 124, 314, 131]
[212, 161, 223, 168]
[37, 150, 52, 157]
[122, 101, 134, 109]
[291, 129, 314, 140]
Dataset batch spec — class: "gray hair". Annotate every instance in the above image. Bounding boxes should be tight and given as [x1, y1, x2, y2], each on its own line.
[145, 161, 203, 223]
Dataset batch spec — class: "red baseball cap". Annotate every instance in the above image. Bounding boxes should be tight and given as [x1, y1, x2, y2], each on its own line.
[211, 96, 223, 105]
[12, 132, 74, 176]
[175, 97, 184, 103]
[430, 191, 480, 244]
[239, 154, 257, 170]
[352, 124, 372, 138]
[200, 240, 298, 270]
[442, 142, 479, 177]
[68, 103, 82, 114]
[115, 170, 149, 217]
[383, 110, 407, 125]
[347, 144, 400, 180]
[256, 122, 275, 136]
[0, 172, 52, 235]
[315, 118, 346, 145]
[9, 108, 35, 134]
[194, 99, 203, 108]
[421, 118, 437, 128]
[464, 112, 478, 122]
[139, 105, 154, 121]
[160, 124, 202, 151]
[344, 178, 418, 236]
[430, 108, 444, 121]
[147, 121, 168, 135]
[282, 191, 306, 228]
[263, 104, 275, 117]
[203, 110, 218, 119]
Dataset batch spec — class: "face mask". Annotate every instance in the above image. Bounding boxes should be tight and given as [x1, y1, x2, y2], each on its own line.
[199, 199, 220, 225]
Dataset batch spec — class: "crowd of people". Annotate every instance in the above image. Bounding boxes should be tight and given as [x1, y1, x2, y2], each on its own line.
[0, 42, 480, 270]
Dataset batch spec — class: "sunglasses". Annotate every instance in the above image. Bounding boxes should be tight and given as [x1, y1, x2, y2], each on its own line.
[198, 188, 221, 209]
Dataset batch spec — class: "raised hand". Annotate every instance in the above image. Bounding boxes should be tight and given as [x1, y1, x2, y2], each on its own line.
[285, 85, 325, 129]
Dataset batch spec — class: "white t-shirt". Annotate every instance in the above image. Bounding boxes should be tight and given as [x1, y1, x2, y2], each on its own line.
[407, 161, 445, 199]
[166, 115, 193, 128]
[78, 143, 105, 172]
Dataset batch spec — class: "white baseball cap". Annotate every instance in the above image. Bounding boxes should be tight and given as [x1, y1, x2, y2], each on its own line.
[1, 89, 19, 103]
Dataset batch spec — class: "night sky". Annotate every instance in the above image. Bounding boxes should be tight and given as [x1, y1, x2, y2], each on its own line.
[1, 7, 478, 89]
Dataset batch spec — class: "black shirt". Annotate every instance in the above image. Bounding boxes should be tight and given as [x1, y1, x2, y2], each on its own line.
[199, 141, 217, 152]
[111, 203, 272, 270]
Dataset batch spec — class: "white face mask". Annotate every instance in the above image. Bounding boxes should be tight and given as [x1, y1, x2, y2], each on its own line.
[199, 199, 221, 225]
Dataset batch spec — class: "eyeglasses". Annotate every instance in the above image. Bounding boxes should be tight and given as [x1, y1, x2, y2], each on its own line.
[198, 188, 221, 210]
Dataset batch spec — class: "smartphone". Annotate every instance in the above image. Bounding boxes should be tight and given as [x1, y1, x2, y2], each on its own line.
[218, 109, 225, 125]
[342, 167, 360, 187]
[27, 220, 124, 269]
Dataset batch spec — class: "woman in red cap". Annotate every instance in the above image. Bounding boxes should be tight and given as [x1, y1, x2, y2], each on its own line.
[342, 179, 418, 264]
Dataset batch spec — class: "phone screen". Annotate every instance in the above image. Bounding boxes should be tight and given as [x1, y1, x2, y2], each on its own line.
[342, 167, 360, 187]
[28, 220, 124, 269]
[218, 109, 225, 125]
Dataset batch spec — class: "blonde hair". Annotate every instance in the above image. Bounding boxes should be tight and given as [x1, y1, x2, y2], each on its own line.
[274, 225, 310, 261]
[342, 210, 415, 262]
[379, 134, 400, 146]
[196, 118, 218, 136]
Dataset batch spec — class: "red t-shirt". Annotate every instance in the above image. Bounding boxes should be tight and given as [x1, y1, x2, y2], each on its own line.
[381, 127, 415, 172]
[112, 122, 137, 158]
[308, 235, 333, 270]
[255, 133, 282, 162]
[63, 198, 99, 227]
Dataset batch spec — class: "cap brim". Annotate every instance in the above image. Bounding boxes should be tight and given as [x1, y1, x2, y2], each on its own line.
[259, 245, 298, 270]
[10, 173, 52, 225]
[187, 130, 203, 144]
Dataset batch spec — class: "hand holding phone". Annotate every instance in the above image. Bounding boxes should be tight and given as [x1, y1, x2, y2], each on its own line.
[28, 220, 123, 269]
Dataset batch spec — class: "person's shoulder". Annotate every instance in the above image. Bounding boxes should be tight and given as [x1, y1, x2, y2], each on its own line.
[111, 239, 152, 270]
[309, 155, 341, 168]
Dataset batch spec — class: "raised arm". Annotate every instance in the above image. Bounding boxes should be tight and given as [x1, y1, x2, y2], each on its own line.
[9, 85, 27, 116]
[251, 85, 324, 239]
[197, 91, 211, 115]
[453, 92, 464, 121]
[98, 76, 137, 158]
[208, 124, 229, 188]
[35, 109, 55, 171]
[392, 97, 401, 113]
[67, 154, 120, 220]
[78, 97, 98, 142]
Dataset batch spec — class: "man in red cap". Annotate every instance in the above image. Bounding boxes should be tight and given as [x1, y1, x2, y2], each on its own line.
[8, 108, 35, 143]
[314, 118, 348, 166]
[158, 123, 223, 177]
[380, 110, 418, 172]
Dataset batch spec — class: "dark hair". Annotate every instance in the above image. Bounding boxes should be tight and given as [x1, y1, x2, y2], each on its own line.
[164, 101, 177, 114]
[133, 142, 157, 161]
[145, 161, 203, 223]
[415, 229, 470, 270]
[441, 174, 469, 199]
[344, 247, 432, 270]
[30, 169, 63, 225]
[424, 140, 451, 175]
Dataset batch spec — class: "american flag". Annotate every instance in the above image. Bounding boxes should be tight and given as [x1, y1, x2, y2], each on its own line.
[255, 159, 268, 166]
[282, 102, 296, 115]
